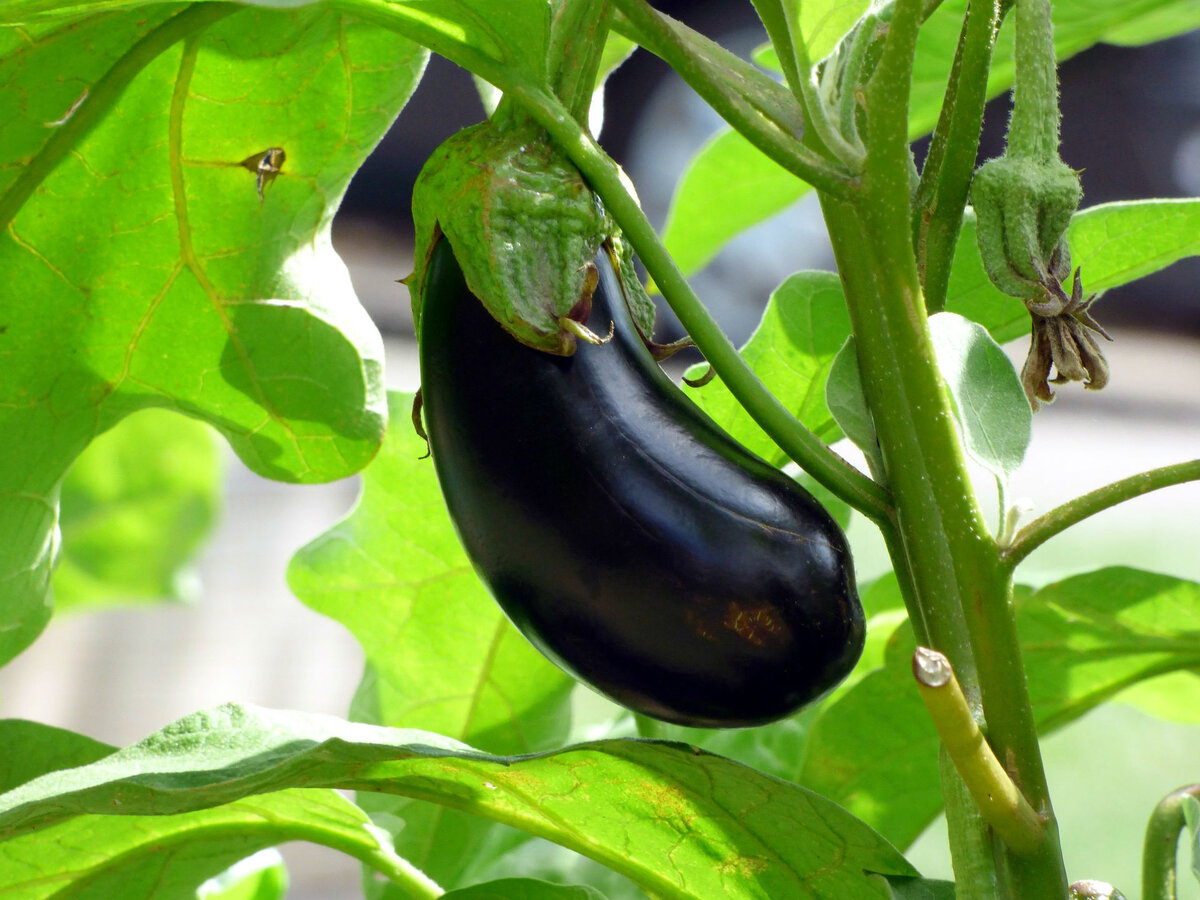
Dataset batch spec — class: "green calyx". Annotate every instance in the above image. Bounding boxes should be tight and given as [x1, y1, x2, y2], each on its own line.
[970, 155, 1080, 299]
[410, 110, 654, 355]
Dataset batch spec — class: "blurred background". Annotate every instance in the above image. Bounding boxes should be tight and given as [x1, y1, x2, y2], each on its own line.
[2, 2, 1199, 897]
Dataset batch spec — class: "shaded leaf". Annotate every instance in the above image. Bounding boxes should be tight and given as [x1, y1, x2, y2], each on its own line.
[55, 408, 222, 613]
[927, 312, 1030, 484]
[0, 703, 918, 900]
[946, 200, 1200, 343]
[682, 271, 850, 467]
[824, 338, 878, 469]
[289, 393, 575, 889]
[1185, 795, 1200, 889]
[0, 5, 425, 666]
[801, 568, 1200, 849]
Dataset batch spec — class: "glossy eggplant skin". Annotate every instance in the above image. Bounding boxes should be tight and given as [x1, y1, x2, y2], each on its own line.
[418, 238, 864, 728]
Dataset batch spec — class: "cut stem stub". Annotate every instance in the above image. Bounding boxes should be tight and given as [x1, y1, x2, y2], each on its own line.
[913, 646, 1047, 855]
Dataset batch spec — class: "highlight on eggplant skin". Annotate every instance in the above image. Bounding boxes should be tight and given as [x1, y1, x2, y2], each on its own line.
[417, 237, 864, 728]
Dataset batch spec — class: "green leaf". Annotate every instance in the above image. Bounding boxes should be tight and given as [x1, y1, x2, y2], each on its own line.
[0, 703, 918, 900]
[0, 785, 403, 899]
[927, 312, 1030, 484]
[443, 878, 609, 900]
[54, 408, 222, 613]
[682, 271, 850, 467]
[824, 338, 878, 469]
[800, 567, 1200, 849]
[289, 392, 575, 888]
[0, 5, 424, 666]
[946, 200, 1200, 343]
[661, 128, 811, 281]
[662, 0, 1200, 278]
[0, 0, 549, 88]
[0, 721, 391, 900]
[0, 721, 114, 793]
[197, 850, 288, 900]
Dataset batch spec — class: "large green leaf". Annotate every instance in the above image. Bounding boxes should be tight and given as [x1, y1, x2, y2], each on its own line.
[0, 0, 550, 88]
[681, 271, 850, 467]
[54, 408, 222, 613]
[288, 392, 575, 889]
[662, 0, 1200, 277]
[946, 199, 1200, 343]
[0, 786, 400, 899]
[799, 567, 1200, 849]
[198, 850, 288, 900]
[0, 5, 425, 666]
[0, 719, 399, 900]
[0, 704, 918, 900]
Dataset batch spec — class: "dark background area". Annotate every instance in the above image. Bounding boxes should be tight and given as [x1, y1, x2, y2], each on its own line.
[335, 1, 1200, 335]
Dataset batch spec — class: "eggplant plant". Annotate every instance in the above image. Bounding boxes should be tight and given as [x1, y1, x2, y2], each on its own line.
[1, 1, 1200, 898]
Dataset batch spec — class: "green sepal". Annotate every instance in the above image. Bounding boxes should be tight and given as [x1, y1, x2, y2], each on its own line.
[970, 155, 1081, 298]
[411, 113, 615, 355]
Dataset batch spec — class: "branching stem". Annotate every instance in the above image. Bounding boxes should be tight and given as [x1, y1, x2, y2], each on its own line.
[1004, 459, 1200, 568]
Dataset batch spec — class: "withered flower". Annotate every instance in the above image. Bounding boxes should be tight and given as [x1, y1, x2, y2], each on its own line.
[1019, 250, 1111, 410]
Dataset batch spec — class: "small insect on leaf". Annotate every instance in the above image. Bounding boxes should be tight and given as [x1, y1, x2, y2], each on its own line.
[239, 147, 286, 204]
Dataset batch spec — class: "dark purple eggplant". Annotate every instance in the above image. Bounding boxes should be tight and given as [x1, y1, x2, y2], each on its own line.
[417, 237, 863, 728]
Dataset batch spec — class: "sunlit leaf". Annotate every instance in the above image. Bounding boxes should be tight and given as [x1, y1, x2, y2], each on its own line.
[927, 312, 1030, 484]
[0, 703, 919, 900]
[0, 720, 394, 899]
[0, 5, 424, 666]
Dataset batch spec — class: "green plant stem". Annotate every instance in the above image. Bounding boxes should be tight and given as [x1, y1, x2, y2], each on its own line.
[828, 0, 1069, 893]
[749, 0, 804, 99]
[914, 0, 1001, 312]
[941, 747, 1008, 900]
[1008, 0, 1060, 159]
[611, 0, 856, 194]
[1142, 785, 1200, 900]
[0, 2, 240, 230]
[1003, 459, 1200, 569]
[780, 7, 866, 168]
[501, 90, 891, 523]
[548, 0, 612, 123]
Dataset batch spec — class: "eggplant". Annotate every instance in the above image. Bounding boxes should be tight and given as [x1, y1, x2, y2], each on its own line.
[417, 238, 864, 728]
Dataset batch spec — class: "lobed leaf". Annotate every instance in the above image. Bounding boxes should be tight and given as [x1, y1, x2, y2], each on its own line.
[0, 5, 424, 666]
[800, 567, 1200, 849]
[0, 704, 919, 900]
